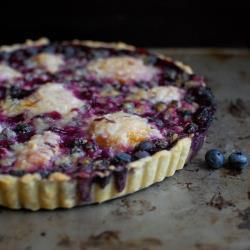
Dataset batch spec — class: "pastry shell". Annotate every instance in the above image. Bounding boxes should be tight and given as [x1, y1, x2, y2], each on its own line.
[0, 137, 191, 210]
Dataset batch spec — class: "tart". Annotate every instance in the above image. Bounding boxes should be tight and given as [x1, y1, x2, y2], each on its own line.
[0, 38, 215, 210]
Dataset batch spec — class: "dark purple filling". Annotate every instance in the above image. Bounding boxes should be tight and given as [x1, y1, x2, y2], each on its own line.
[0, 42, 216, 202]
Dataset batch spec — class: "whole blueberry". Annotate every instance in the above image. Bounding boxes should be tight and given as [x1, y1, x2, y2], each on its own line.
[9, 86, 32, 99]
[143, 55, 158, 65]
[205, 149, 225, 169]
[134, 150, 150, 160]
[195, 107, 213, 128]
[14, 123, 32, 134]
[185, 123, 198, 134]
[70, 138, 87, 147]
[113, 152, 131, 164]
[137, 141, 155, 152]
[164, 68, 177, 81]
[228, 152, 248, 169]
[155, 140, 169, 150]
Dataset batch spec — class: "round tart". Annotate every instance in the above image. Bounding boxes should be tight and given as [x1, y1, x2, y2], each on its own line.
[0, 38, 215, 210]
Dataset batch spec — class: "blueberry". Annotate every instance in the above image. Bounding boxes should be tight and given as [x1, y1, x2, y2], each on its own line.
[228, 152, 248, 169]
[122, 102, 135, 112]
[9, 170, 25, 177]
[197, 87, 215, 106]
[14, 123, 34, 142]
[184, 94, 195, 104]
[185, 123, 198, 134]
[0, 87, 6, 100]
[155, 119, 164, 128]
[0, 128, 16, 140]
[143, 55, 158, 65]
[195, 107, 213, 128]
[205, 149, 225, 169]
[137, 141, 155, 152]
[164, 68, 177, 81]
[57, 164, 72, 172]
[189, 86, 215, 106]
[38, 170, 50, 178]
[71, 138, 87, 147]
[9, 86, 32, 99]
[177, 72, 190, 82]
[14, 123, 32, 134]
[182, 110, 192, 118]
[113, 152, 131, 164]
[134, 150, 150, 160]
[154, 140, 169, 150]
[89, 49, 110, 60]
[26, 47, 38, 56]
[43, 44, 57, 54]
[93, 160, 110, 170]
[64, 46, 76, 59]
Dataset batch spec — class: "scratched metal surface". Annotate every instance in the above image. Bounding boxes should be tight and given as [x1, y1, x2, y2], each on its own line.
[0, 49, 249, 250]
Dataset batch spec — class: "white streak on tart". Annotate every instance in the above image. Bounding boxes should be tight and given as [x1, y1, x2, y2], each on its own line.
[13, 131, 60, 170]
[32, 53, 64, 73]
[130, 86, 183, 105]
[86, 56, 159, 83]
[0, 64, 22, 81]
[89, 111, 162, 150]
[2, 83, 84, 116]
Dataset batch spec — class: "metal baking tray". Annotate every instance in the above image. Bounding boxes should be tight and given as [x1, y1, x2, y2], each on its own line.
[0, 49, 249, 250]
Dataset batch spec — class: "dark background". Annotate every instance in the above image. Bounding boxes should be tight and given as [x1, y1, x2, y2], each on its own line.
[1, 1, 249, 47]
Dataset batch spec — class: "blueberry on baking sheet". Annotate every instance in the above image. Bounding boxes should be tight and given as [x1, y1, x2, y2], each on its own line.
[228, 151, 249, 169]
[205, 149, 225, 169]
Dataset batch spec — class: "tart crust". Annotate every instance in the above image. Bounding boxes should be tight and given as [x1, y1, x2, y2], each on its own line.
[0, 39, 194, 210]
[0, 137, 191, 210]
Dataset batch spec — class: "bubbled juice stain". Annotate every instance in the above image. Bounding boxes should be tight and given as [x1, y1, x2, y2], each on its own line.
[57, 231, 162, 250]
[206, 192, 235, 210]
[111, 198, 156, 218]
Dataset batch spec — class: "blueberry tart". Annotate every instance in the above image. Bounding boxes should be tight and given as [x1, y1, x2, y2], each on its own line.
[0, 38, 215, 210]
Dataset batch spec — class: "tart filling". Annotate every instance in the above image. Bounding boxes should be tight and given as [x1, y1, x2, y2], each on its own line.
[13, 131, 60, 170]
[31, 53, 64, 73]
[2, 83, 84, 116]
[90, 111, 162, 150]
[0, 39, 215, 209]
[0, 64, 22, 81]
[86, 56, 159, 83]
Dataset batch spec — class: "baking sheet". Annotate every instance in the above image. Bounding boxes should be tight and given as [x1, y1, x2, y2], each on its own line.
[0, 49, 249, 250]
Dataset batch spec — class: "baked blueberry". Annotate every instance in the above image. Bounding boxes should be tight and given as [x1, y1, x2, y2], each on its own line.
[195, 107, 213, 129]
[137, 141, 155, 152]
[164, 68, 177, 81]
[113, 153, 132, 164]
[134, 150, 151, 160]
[9, 86, 32, 99]
[228, 152, 248, 169]
[185, 123, 198, 134]
[205, 149, 225, 169]
[14, 123, 32, 134]
[70, 138, 87, 147]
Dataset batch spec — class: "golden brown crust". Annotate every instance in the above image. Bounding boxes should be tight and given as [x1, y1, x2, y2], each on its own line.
[0, 39, 194, 210]
[0, 38, 192, 73]
[0, 38, 49, 52]
[72, 39, 135, 51]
